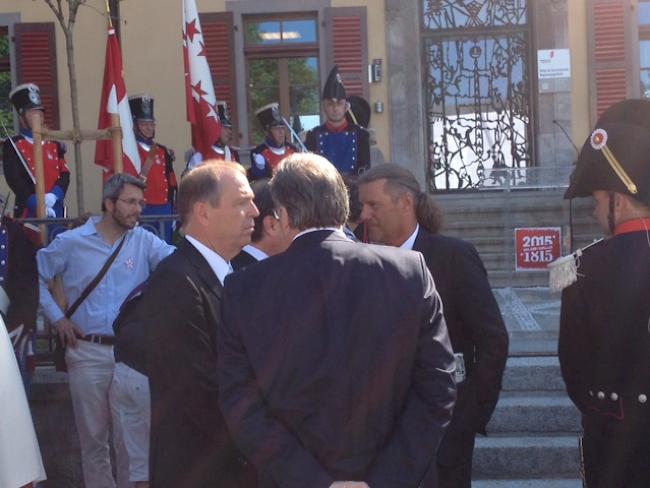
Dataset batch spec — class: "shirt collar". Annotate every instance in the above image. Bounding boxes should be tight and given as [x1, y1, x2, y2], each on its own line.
[292, 226, 345, 242]
[242, 244, 268, 261]
[399, 224, 420, 250]
[185, 235, 232, 286]
[79, 216, 102, 236]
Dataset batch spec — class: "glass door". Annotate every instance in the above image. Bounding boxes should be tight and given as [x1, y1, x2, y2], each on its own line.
[247, 56, 320, 144]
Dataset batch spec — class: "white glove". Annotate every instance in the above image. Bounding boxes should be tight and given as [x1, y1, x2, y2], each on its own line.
[46, 207, 56, 218]
[44, 192, 57, 208]
[254, 153, 266, 170]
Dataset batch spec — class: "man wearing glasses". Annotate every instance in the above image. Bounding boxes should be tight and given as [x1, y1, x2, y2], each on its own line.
[36, 173, 174, 488]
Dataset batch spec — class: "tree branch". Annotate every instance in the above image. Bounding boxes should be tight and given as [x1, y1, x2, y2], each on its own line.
[43, 0, 66, 28]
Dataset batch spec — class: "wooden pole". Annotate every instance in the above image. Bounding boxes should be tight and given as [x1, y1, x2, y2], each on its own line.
[31, 115, 46, 220]
[111, 113, 124, 173]
[42, 128, 113, 141]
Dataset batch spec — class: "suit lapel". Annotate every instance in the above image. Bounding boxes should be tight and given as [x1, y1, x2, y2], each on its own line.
[179, 239, 223, 301]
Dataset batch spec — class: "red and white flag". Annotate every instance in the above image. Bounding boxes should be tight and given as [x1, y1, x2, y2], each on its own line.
[95, 26, 141, 175]
[183, 0, 221, 156]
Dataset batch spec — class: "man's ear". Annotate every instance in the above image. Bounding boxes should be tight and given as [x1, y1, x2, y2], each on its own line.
[262, 215, 278, 236]
[400, 191, 415, 211]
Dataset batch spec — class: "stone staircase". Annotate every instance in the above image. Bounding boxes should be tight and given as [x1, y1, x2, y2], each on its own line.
[472, 356, 584, 486]
[435, 189, 601, 288]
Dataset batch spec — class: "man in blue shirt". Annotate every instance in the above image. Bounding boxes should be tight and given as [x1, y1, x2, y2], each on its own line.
[37, 173, 174, 488]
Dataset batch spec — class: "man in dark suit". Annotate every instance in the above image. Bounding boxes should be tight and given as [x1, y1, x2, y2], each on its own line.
[231, 179, 290, 271]
[558, 99, 650, 487]
[358, 164, 509, 488]
[218, 153, 456, 488]
[143, 162, 259, 488]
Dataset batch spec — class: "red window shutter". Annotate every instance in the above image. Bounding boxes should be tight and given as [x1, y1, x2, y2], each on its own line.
[324, 7, 368, 99]
[14, 23, 59, 130]
[200, 12, 238, 143]
[587, 0, 635, 122]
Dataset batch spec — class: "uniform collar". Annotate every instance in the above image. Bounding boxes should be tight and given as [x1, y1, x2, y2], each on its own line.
[325, 120, 349, 133]
[614, 218, 650, 236]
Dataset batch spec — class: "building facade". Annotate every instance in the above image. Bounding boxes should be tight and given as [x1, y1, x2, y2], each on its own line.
[0, 0, 644, 214]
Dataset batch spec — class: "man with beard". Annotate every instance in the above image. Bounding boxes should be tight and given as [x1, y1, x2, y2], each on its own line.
[144, 162, 258, 488]
[37, 173, 174, 488]
[128, 95, 178, 242]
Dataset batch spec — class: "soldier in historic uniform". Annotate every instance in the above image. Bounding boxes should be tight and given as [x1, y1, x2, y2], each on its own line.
[249, 102, 297, 181]
[305, 66, 370, 175]
[559, 98, 650, 487]
[3, 83, 70, 218]
[186, 101, 240, 170]
[129, 94, 178, 242]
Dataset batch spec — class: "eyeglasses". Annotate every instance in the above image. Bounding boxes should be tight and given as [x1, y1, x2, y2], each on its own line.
[272, 209, 280, 220]
[117, 198, 147, 209]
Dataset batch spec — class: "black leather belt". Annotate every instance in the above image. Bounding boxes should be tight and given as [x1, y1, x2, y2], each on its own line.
[80, 335, 116, 346]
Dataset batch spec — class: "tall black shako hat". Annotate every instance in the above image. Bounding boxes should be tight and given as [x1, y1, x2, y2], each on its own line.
[10, 83, 44, 114]
[565, 98, 650, 205]
[255, 102, 284, 129]
[217, 101, 233, 128]
[322, 65, 346, 101]
[345, 95, 371, 128]
[129, 94, 155, 122]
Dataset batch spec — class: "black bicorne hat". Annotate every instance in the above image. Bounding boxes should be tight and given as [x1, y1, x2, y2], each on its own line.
[565, 99, 650, 205]
[255, 103, 284, 129]
[10, 83, 43, 114]
[217, 101, 233, 128]
[129, 94, 155, 122]
[345, 95, 371, 128]
[322, 65, 346, 101]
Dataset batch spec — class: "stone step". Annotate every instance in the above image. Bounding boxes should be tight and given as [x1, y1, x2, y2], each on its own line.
[473, 435, 581, 479]
[488, 271, 550, 288]
[501, 356, 565, 392]
[473, 479, 582, 487]
[487, 392, 580, 434]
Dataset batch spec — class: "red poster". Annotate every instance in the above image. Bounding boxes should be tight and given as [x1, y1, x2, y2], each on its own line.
[515, 227, 562, 271]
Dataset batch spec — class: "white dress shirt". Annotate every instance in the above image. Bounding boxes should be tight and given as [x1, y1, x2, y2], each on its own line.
[399, 224, 420, 251]
[185, 235, 232, 286]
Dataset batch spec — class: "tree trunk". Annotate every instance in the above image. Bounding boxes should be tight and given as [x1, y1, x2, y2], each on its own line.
[63, 25, 84, 214]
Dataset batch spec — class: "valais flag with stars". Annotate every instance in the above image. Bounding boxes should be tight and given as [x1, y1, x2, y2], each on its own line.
[183, 0, 221, 155]
[94, 26, 141, 175]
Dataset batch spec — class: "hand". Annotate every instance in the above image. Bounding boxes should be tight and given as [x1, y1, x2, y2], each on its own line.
[44, 192, 57, 208]
[46, 207, 56, 218]
[54, 317, 84, 348]
[329, 483, 369, 488]
[254, 153, 266, 170]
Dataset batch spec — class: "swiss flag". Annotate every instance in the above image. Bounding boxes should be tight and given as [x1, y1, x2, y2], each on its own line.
[183, 0, 221, 156]
[94, 27, 141, 176]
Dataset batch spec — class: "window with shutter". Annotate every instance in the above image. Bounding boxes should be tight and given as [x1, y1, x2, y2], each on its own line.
[324, 7, 368, 99]
[200, 12, 238, 143]
[14, 23, 59, 130]
[587, 0, 634, 122]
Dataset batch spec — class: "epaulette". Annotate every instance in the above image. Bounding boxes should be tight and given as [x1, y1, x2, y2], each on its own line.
[547, 238, 604, 292]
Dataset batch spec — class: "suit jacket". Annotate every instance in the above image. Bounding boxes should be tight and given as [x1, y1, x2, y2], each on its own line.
[231, 249, 258, 271]
[559, 231, 650, 486]
[144, 239, 256, 488]
[218, 230, 456, 488]
[412, 230, 508, 446]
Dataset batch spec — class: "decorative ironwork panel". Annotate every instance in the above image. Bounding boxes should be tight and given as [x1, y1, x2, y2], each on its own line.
[423, 0, 527, 30]
[425, 34, 531, 190]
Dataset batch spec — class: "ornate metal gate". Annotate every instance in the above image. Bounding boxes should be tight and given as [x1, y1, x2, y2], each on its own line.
[422, 0, 532, 191]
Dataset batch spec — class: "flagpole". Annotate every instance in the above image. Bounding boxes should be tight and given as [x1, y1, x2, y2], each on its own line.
[106, 0, 124, 173]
